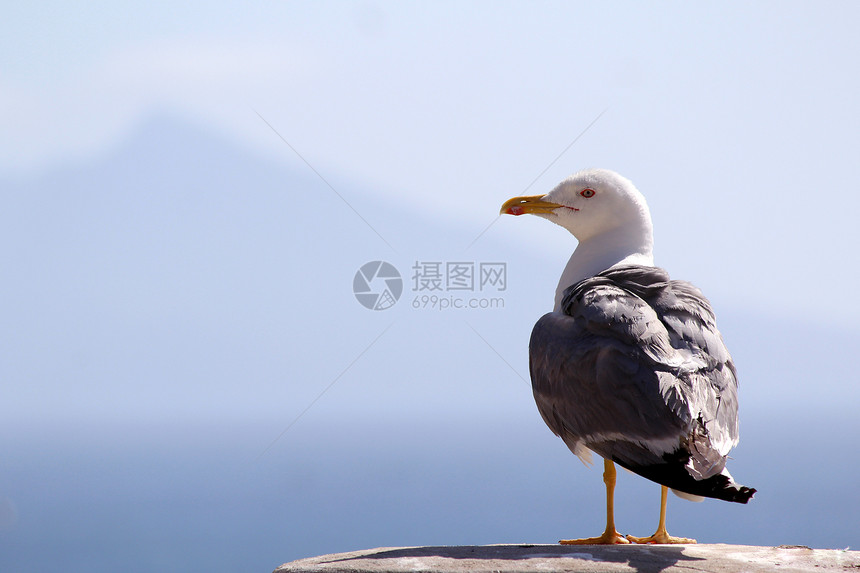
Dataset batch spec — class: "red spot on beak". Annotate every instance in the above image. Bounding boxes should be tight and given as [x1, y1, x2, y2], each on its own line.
[510, 206, 525, 216]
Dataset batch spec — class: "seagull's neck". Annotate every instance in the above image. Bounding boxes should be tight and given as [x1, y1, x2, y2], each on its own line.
[553, 227, 654, 312]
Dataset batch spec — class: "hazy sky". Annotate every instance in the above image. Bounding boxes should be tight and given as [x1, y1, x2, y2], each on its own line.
[3, 5, 860, 563]
[4, 1, 859, 327]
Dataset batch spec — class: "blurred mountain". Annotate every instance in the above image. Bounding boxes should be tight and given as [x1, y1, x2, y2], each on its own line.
[2, 110, 857, 440]
[0, 112, 551, 429]
[1, 109, 857, 451]
[1, 115, 858, 573]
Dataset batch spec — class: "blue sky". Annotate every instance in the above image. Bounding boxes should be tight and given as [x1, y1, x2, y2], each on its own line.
[2, 3, 860, 566]
[3, 2, 860, 325]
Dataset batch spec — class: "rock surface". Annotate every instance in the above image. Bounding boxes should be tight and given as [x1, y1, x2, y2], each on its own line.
[274, 544, 859, 573]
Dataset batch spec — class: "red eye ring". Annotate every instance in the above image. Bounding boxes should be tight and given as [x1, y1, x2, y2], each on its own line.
[580, 188, 595, 198]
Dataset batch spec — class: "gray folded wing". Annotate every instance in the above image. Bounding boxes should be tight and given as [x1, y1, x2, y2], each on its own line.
[529, 265, 753, 502]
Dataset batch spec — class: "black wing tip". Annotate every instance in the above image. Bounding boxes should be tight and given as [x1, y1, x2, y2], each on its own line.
[708, 480, 757, 504]
[674, 478, 757, 505]
[615, 457, 757, 504]
[677, 479, 758, 504]
[731, 485, 757, 504]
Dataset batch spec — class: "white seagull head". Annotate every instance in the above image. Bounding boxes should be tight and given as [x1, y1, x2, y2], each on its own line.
[501, 168, 653, 244]
[502, 168, 656, 310]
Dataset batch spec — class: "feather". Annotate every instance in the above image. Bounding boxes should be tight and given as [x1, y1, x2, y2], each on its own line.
[530, 265, 755, 503]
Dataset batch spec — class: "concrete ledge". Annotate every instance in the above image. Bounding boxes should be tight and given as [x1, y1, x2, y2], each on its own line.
[274, 544, 859, 573]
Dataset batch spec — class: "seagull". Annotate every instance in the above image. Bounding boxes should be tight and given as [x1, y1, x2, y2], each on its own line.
[501, 168, 755, 545]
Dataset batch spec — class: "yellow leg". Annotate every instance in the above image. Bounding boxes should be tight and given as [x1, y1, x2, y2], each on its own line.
[626, 486, 697, 544]
[560, 459, 630, 545]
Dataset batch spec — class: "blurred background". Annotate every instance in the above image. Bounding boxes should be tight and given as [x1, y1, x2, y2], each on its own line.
[2, 2, 859, 571]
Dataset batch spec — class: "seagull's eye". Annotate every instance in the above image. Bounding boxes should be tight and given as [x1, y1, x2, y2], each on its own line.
[580, 188, 596, 198]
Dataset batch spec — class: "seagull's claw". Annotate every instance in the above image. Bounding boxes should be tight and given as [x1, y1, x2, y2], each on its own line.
[626, 531, 696, 544]
[560, 530, 630, 545]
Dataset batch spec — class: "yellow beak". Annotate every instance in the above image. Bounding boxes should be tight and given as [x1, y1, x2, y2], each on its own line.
[500, 195, 564, 216]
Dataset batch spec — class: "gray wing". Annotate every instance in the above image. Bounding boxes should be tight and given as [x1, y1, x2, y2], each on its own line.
[649, 277, 740, 473]
[530, 266, 754, 503]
